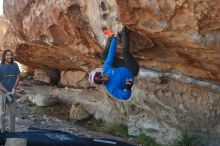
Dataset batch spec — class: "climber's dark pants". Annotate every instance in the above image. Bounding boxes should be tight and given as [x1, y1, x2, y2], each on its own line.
[101, 27, 139, 76]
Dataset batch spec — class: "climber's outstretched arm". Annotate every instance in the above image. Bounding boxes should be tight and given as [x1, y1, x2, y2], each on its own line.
[101, 35, 113, 61]
[103, 36, 117, 71]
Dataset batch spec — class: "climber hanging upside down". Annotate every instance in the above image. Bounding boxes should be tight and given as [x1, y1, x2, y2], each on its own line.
[89, 26, 139, 100]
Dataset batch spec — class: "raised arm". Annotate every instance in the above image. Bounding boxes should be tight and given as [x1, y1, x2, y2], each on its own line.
[103, 37, 117, 71]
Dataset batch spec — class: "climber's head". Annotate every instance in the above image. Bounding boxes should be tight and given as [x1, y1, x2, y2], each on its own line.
[89, 71, 108, 84]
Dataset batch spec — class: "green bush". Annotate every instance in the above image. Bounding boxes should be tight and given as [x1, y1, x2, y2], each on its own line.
[133, 133, 162, 146]
[173, 129, 197, 146]
[25, 100, 37, 107]
[98, 122, 129, 138]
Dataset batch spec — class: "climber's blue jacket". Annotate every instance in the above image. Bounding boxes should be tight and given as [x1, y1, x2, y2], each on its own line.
[103, 37, 134, 100]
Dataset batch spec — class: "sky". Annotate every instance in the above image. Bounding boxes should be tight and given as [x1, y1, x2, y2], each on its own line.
[0, 0, 3, 16]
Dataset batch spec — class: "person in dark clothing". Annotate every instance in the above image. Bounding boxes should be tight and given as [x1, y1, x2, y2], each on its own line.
[89, 27, 139, 100]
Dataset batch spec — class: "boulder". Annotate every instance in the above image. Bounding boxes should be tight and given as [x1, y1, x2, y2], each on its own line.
[17, 63, 30, 78]
[3, 0, 220, 82]
[27, 85, 59, 107]
[60, 70, 86, 87]
[69, 103, 90, 121]
[2, 0, 220, 144]
[0, 16, 9, 50]
[34, 69, 59, 84]
[28, 94, 59, 107]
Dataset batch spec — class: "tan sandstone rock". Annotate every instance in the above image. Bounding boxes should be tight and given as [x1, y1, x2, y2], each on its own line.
[0, 16, 9, 51]
[69, 103, 90, 121]
[34, 69, 59, 84]
[3, 0, 220, 82]
[60, 70, 87, 87]
[27, 85, 59, 107]
[21, 71, 220, 144]
[2, 0, 220, 144]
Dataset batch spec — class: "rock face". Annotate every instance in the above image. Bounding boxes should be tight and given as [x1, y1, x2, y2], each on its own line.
[128, 74, 220, 144]
[27, 85, 59, 107]
[60, 70, 87, 87]
[0, 16, 9, 50]
[22, 73, 220, 145]
[34, 69, 59, 84]
[69, 103, 90, 121]
[3, 0, 220, 82]
[4, 0, 102, 71]
[116, 0, 220, 83]
[3, 0, 220, 145]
